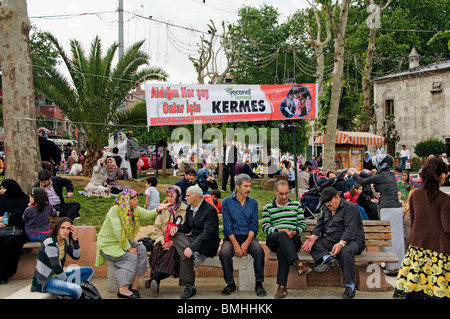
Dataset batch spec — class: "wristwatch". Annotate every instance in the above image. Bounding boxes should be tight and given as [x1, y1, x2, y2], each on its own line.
[339, 241, 346, 248]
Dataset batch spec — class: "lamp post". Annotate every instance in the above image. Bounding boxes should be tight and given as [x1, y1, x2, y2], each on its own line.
[279, 120, 300, 201]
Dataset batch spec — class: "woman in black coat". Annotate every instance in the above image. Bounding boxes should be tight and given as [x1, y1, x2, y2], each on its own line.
[0, 179, 29, 284]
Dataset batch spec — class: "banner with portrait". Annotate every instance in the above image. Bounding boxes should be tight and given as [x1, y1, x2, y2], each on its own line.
[144, 83, 318, 126]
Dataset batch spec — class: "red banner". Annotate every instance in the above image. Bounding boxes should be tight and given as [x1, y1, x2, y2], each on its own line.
[145, 83, 317, 126]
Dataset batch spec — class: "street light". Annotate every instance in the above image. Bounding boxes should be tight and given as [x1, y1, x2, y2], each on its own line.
[278, 120, 301, 201]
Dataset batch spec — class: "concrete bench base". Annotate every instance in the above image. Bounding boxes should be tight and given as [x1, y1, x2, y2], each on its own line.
[268, 251, 396, 291]
[107, 255, 255, 292]
[5, 284, 55, 299]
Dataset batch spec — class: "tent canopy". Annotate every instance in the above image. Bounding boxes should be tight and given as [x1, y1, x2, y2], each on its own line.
[315, 131, 385, 145]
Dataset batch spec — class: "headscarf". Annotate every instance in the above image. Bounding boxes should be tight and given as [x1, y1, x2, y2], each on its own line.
[371, 154, 392, 172]
[106, 157, 116, 172]
[165, 185, 182, 215]
[37, 127, 48, 139]
[70, 150, 79, 162]
[364, 151, 372, 163]
[0, 179, 29, 227]
[115, 189, 139, 250]
[196, 168, 209, 183]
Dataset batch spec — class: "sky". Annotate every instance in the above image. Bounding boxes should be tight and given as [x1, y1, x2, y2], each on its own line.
[27, 0, 310, 85]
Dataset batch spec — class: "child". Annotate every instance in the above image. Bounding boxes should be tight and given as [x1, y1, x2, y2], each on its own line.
[144, 177, 160, 211]
[210, 189, 222, 214]
[344, 184, 363, 204]
[344, 184, 369, 220]
[22, 187, 58, 242]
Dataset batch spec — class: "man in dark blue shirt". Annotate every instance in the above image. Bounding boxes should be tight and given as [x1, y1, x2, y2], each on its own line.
[219, 174, 266, 297]
[175, 168, 196, 203]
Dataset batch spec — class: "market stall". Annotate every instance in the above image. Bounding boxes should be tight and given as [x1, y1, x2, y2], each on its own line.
[314, 131, 385, 171]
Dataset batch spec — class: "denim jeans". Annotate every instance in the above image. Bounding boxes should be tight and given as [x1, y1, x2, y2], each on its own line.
[27, 232, 49, 242]
[44, 266, 94, 299]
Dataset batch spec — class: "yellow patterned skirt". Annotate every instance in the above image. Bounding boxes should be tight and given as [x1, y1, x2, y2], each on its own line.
[395, 245, 449, 299]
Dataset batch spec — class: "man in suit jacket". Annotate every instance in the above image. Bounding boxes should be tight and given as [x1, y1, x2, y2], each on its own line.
[222, 137, 238, 192]
[34, 170, 81, 220]
[169, 185, 220, 299]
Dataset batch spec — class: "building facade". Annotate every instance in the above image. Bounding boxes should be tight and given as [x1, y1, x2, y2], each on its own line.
[373, 48, 450, 158]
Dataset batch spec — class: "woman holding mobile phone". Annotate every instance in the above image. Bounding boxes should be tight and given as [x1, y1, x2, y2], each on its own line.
[31, 217, 95, 299]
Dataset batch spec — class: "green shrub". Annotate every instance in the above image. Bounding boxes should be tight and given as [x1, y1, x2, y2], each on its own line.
[414, 138, 446, 158]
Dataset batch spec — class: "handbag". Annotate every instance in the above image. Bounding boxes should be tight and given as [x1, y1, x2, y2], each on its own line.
[138, 237, 155, 251]
[79, 281, 102, 299]
[0, 226, 24, 237]
[164, 214, 183, 243]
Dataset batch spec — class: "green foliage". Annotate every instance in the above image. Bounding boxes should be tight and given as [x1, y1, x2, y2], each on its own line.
[317, 79, 360, 132]
[414, 138, 446, 158]
[381, 114, 399, 145]
[69, 176, 279, 241]
[33, 33, 168, 168]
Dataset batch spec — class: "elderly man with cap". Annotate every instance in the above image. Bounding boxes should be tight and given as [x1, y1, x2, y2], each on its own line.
[302, 187, 366, 299]
[169, 184, 220, 299]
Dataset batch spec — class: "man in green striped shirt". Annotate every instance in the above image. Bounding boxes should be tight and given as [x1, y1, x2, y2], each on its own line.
[262, 180, 312, 299]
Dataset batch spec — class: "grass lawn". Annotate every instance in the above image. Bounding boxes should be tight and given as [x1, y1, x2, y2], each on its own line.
[63, 173, 279, 241]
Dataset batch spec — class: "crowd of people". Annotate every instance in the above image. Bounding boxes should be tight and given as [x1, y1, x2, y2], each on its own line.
[0, 129, 448, 300]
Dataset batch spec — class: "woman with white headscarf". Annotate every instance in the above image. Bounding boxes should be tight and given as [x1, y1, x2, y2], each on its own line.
[348, 154, 404, 276]
[117, 132, 131, 179]
[84, 154, 110, 197]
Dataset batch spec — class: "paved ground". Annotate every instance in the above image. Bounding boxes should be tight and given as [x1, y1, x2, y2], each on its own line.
[0, 186, 447, 303]
[0, 273, 397, 300]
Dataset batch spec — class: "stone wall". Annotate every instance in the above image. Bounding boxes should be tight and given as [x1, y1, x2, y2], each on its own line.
[373, 67, 450, 157]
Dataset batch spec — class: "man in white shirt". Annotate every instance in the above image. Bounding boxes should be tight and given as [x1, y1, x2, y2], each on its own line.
[376, 145, 386, 156]
[399, 145, 410, 170]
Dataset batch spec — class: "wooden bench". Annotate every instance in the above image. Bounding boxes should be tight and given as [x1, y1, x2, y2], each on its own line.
[268, 219, 399, 291]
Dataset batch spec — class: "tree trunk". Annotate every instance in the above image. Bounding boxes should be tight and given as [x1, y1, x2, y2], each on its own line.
[0, 0, 41, 191]
[361, 1, 377, 132]
[82, 148, 102, 177]
[161, 145, 167, 177]
[322, 0, 351, 171]
[361, 0, 392, 132]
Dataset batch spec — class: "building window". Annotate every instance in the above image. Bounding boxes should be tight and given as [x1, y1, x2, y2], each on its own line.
[385, 99, 394, 115]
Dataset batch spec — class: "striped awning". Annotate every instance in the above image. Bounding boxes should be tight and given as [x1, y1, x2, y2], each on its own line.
[314, 131, 385, 145]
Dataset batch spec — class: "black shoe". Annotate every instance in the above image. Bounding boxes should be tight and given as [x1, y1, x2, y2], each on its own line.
[181, 285, 196, 299]
[117, 290, 139, 299]
[193, 252, 207, 267]
[255, 284, 267, 297]
[314, 256, 338, 273]
[129, 284, 140, 298]
[0, 279, 8, 285]
[342, 286, 355, 299]
[221, 283, 236, 295]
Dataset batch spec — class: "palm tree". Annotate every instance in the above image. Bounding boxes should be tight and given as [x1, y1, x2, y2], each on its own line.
[34, 33, 168, 175]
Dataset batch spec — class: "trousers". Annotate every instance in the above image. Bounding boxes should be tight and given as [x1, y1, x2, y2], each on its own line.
[266, 231, 302, 286]
[172, 232, 196, 286]
[44, 266, 94, 299]
[222, 164, 235, 192]
[310, 237, 365, 285]
[100, 240, 147, 288]
[219, 236, 265, 284]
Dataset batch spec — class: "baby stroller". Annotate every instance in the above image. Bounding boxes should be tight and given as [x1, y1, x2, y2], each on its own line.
[300, 169, 348, 219]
